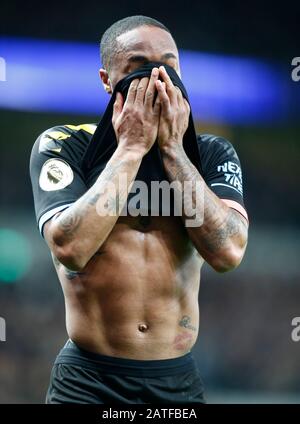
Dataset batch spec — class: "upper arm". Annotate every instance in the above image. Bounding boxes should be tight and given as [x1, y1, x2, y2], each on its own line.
[221, 199, 248, 223]
[43, 211, 62, 247]
[29, 126, 88, 238]
[199, 134, 248, 221]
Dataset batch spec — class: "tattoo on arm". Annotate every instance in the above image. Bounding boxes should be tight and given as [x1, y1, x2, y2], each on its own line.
[201, 207, 248, 252]
[87, 192, 101, 206]
[58, 209, 82, 234]
[56, 159, 127, 237]
[164, 145, 199, 183]
[163, 146, 248, 253]
[163, 145, 203, 220]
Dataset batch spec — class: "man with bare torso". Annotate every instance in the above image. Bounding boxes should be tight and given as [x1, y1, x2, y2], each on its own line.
[30, 15, 248, 404]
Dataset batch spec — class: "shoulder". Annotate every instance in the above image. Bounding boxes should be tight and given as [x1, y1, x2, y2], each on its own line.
[197, 133, 236, 155]
[32, 123, 97, 155]
[197, 133, 240, 165]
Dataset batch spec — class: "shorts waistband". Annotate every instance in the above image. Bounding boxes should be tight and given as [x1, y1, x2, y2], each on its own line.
[54, 339, 197, 377]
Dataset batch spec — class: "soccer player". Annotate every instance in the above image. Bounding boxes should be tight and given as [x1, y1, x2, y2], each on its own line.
[30, 15, 248, 404]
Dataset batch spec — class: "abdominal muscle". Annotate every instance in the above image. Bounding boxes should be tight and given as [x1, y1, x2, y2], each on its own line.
[56, 216, 204, 360]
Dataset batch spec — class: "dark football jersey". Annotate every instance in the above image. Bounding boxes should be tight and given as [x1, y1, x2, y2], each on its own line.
[29, 124, 247, 236]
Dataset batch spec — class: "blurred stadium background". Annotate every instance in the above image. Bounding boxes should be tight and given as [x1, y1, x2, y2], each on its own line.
[0, 0, 299, 403]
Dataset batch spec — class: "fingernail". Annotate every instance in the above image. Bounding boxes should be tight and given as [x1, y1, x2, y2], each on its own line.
[152, 68, 158, 76]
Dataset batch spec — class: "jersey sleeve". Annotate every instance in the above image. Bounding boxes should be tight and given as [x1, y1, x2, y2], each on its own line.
[199, 134, 247, 218]
[29, 126, 88, 237]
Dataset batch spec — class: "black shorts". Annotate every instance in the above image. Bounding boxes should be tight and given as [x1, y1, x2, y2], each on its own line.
[46, 340, 206, 404]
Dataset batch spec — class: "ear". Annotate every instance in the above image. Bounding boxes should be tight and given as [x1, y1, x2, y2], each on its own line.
[99, 68, 112, 94]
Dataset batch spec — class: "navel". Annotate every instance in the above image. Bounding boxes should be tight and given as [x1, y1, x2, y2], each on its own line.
[138, 323, 149, 333]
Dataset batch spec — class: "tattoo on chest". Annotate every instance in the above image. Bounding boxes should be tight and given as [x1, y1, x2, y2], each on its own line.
[179, 315, 197, 332]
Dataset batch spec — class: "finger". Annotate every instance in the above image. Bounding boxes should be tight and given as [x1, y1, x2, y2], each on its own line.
[183, 99, 190, 115]
[112, 92, 123, 124]
[144, 67, 159, 107]
[159, 66, 176, 102]
[175, 86, 183, 103]
[135, 77, 149, 104]
[155, 80, 170, 111]
[153, 92, 161, 116]
[174, 86, 188, 114]
[161, 82, 169, 104]
[124, 78, 139, 105]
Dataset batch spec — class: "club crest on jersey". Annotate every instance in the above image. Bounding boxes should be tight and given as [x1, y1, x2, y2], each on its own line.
[39, 159, 74, 191]
[217, 161, 243, 194]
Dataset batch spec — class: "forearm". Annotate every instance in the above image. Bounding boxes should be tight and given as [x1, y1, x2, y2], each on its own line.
[46, 146, 143, 270]
[161, 143, 248, 271]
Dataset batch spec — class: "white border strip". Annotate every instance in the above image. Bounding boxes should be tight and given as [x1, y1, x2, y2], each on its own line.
[211, 183, 243, 195]
[38, 203, 74, 236]
[221, 199, 248, 221]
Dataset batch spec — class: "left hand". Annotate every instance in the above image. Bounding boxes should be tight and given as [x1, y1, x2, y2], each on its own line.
[155, 66, 190, 151]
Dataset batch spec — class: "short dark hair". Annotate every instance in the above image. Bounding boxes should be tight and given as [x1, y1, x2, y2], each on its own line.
[100, 15, 172, 70]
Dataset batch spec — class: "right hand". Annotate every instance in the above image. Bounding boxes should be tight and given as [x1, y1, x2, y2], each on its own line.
[112, 67, 161, 156]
